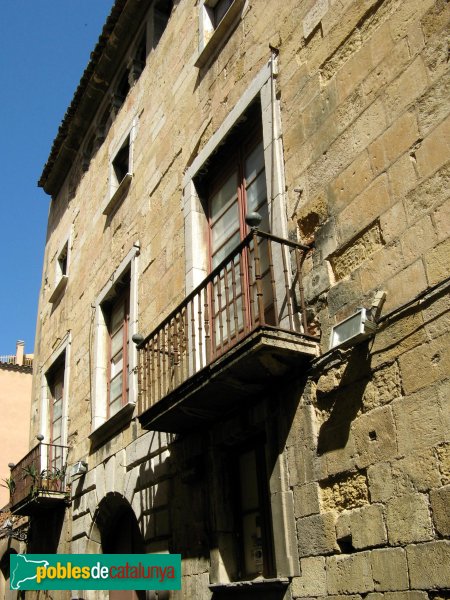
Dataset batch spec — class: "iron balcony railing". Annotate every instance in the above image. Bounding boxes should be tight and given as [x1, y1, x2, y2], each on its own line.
[138, 230, 311, 414]
[9, 443, 68, 510]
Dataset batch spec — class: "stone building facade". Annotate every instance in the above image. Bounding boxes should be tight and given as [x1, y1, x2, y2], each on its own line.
[8, 0, 450, 599]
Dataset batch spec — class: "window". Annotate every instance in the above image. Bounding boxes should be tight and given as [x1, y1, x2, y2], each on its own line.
[196, 102, 274, 351]
[104, 120, 136, 216]
[47, 356, 65, 470]
[196, 0, 246, 68]
[91, 244, 139, 439]
[106, 274, 130, 418]
[234, 443, 274, 579]
[49, 238, 70, 303]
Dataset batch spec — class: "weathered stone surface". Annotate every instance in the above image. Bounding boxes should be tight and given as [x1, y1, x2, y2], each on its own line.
[330, 221, 384, 280]
[371, 547, 409, 591]
[350, 503, 387, 549]
[352, 406, 397, 468]
[297, 512, 338, 557]
[430, 485, 450, 535]
[294, 482, 321, 518]
[407, 540, 450, 589]
[320, 472, 369, 511]
[291, 556, 327, 597]
[424, 237, 450, 287]
[362, 362, 402, 411]
[327, 551, 374, 594]
[386, 493, 433, 545]
[393, 386, 446, 454]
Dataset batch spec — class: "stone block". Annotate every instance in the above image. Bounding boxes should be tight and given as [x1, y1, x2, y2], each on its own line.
[304, 262, 332, 301]
[291, 556, 327, 597]
[384, 56, 429, 124]
[386, 493, 433, 545]
[418, 72, 450, 137]
[362, 362, 402, 411]
[424, 237, 450, 287]
[416, 115, 450, 180]
[405, 162, 450, 224]
[437, 442, 450, 484]
[383, 259, 428, 314]
[369, 111, 419, 176]
[368, 461, 395, 502]
[393, 387, 445, 455]
[351, 504, 387, 549]
[330, 221, 384, 280]
[430, 485, 450, 536]
[359, 239, 405, 295]
[407, 540, 450, 589]
[328, 151, 373, 214]
[379, 199, 408, 243]
[400, 214, 437, 264]
[337, 175, 391, 247]
[399, 331, 450, 394]
[352, 406, 397, 469]
[327, 276, 362, 317]
[297, 512, 338, 557]
[387, 153, 418, 203]
[385, 593, 428, 600]
[371, 547, 409, 591]
[294, 482, 321, 518]
[327, 551, 374, 594]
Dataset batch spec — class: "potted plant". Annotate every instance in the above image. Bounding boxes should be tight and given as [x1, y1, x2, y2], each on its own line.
[1, 476, 16, 497]
[22, 463, 39, 497]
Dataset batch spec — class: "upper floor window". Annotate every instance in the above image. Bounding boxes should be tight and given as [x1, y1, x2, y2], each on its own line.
[106, 275, 130, 418]
[49, 238, 70, 304]
[196, 0, 246, 68]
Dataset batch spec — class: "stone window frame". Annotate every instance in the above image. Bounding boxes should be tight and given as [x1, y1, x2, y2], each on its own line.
[183, 58, 288, 296]
[39, 332, 71, 453]
[49, 230, 72, 304]
[90, 243, 140, 443]
[195, 0, 247, 68]
[183, 59, 299, 581]
[103, 117, 138, 216]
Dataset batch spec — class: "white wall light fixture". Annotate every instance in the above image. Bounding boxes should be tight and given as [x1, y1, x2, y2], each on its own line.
[330, 308, 377, 350]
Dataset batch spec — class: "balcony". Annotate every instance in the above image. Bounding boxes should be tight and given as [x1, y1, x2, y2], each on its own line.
[137, 230, 319, 432]
[9, 443, 69, 515]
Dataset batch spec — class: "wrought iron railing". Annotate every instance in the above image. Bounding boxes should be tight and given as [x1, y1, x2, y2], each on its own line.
[9, 443, 68, 509]
[138, 230, 311, 414]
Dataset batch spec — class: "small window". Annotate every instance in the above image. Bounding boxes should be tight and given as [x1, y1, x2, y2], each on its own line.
[208, 0, 233, 27]
[196, 0, 245, 68]
[112, 136, 130, 186]
[105, 125, 135, 216]
[49, 240, 69, 303]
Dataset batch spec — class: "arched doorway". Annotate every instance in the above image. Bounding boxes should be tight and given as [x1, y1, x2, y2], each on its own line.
[94, 493, 145, 600]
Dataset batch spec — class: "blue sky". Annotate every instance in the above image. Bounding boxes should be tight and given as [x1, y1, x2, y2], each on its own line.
[0, 1, 114, 356]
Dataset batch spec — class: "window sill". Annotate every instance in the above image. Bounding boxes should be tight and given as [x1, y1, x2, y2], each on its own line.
[209, 578, 289, 594]
[49, 275, 68, 303]
[103, 173, 132, 216]
[89, 402, 136, 446]
[195, 0, 246, 69]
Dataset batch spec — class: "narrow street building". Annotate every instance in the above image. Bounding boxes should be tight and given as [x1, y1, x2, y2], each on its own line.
[4, 0, 450, 598]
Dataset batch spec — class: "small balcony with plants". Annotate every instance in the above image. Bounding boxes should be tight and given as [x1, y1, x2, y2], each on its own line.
[136, 223, 319, 433]
[5, 442, 69, 515]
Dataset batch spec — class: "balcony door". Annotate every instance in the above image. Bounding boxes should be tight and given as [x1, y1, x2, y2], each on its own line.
[208, 124, 271, 356]
[48, 361, 65, 474]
